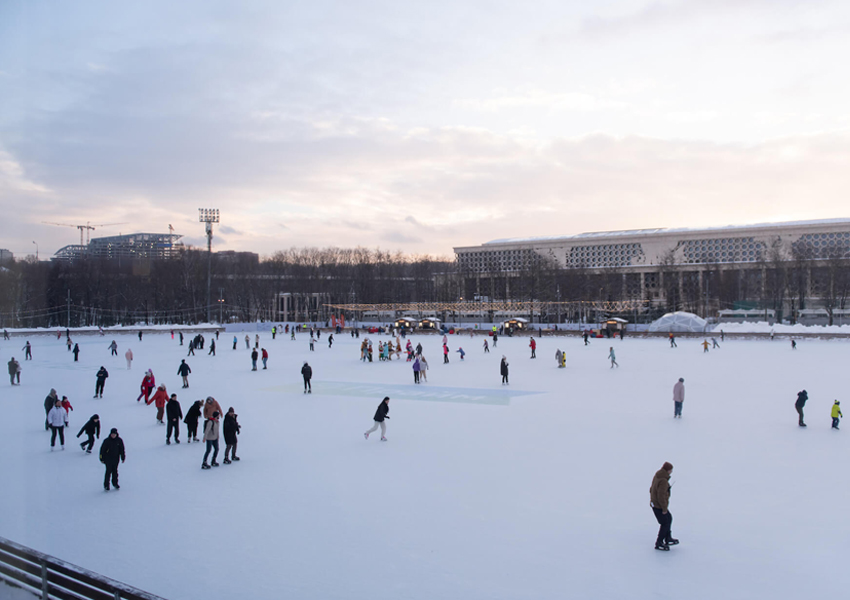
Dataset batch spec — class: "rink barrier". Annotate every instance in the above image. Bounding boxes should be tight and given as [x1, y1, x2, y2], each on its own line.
[0, 537, 167, 600]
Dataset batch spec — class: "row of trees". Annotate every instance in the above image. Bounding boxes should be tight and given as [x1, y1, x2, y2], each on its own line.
[0, 248, 456, 328]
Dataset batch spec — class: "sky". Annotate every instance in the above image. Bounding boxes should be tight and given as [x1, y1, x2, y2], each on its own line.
[2, 0, 850, 260]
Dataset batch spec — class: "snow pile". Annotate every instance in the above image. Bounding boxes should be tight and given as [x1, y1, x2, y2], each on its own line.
[648, 311, 708, 333]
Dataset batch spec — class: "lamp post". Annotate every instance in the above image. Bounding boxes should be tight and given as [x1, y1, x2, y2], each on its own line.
[198, 208, 220, 323]
[32, 241, 38, 261]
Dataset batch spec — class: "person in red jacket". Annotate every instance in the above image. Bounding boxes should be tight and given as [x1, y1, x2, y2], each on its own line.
[136, 370, 155, 403]
[146, 384, 169, 425]
[529, 337, 537, 359]
[61, 396, 74, 421]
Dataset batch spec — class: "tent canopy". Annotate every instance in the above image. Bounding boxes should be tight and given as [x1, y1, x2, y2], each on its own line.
[648, 311, 708, 333]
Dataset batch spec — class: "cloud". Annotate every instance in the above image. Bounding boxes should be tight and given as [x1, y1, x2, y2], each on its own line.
[219, 225, 241, 235]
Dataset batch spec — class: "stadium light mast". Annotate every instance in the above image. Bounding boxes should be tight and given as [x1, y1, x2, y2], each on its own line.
[199, 208, 220, 323]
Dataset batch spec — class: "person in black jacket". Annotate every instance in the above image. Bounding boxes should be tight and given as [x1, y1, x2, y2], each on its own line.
[76, 414, 100, 453]
[223, 407, 241, 464]
[72, 343, 80, 362]
[99, 428, 125, 491]
[166, 394, 183, 444]
[251, 348, 258, 371]
[364, 396, 390, 441]
[94, 366, 109, 398]
[795, 390, 808, 427]
[44, 388, 59, 431]
[184, 400, 203, 442]
[177, 359, 191, 388]
[301, 361, 312, 394]
[500, 356, 509, 385]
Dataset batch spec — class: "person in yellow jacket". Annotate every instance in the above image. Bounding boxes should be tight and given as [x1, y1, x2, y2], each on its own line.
[831, 400, 842, 430]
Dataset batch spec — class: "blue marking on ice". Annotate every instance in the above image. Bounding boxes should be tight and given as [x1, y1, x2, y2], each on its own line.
[262, 381, 539, 405]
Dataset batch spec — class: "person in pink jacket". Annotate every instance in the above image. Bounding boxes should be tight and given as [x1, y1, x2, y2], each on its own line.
[673, 378, 685, 418]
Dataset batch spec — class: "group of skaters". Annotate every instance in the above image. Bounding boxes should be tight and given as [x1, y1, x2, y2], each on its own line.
[794, 390, 843, 429]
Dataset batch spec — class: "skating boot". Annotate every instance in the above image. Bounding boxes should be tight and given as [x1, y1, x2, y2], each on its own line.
[166, 439, 171, 445]
[232, 456, 240, 461]
[655, 543, 670, 551]
[667, 538, 679, 545]
[223, 458, 231, 464]
[201, 462, 211, 470]
[380, 437, 387, 442]
[211, 461, 220, 467]
[364, 433, 369, 439]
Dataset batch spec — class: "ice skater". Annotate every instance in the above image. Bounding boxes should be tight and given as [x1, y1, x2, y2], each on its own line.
[177, 359, 191, 388]
[413, 357, 421, 383]
[301, 361, 312, 393]
[99, 428, 125, 490]
[147, 384, 169, 424]
[791, 339, 797, 350]
[261, 348, 268, 369]
[125, 348, 133, 369]
[184, 400, 203, 442]
[669, 333, 677, 348]
[223, 407, 241, 463]
[831, 400, 842, 430]
[608, 347, 618, 368]
[166, 394, 183, 444]
[208, 339, 216, 356]
[109, 340, 118, 356]
[76, 414, 100, 453]
[72, 343, 80, 362]
[701, 339, 710, 353]
[483, 339, 489, 353]
[251, 348, 258, 371]
[649, 462, 678, 551]
[529, 337, 536, 359]
[500, 356, 509, 384]
[673, 378, 685, 418]
[22, 341, 32, 360]
[711, 338, 720, 349]
[364, 396, 390, 441]
[201, 411, 221, 469]
[47, 399, 68, 450]
[94, 366, 109, 398]
[137, 370, 155, 403]
[419, 355, 429, 382]
[795, 389, 808, 427]
[7, 357, 21, 385]
[456, 347, 465, 360]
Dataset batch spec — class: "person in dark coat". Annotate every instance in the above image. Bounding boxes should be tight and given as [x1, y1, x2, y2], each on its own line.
[94, 366, 109, 398]
[364, 396, 390, 441]
[795, 390, 808, 427]
[187, 339, 195, 356]
[166, 394, 183, 444]
[72, 343, 80, 362]
[184, 400, 203, 442]
[99, 428, 125, 491]
[301, 361, 312, 394]
[208, 339, 216, 356]
[44, 388, 59, 431]
[177, 359, 191, 388]
[76, 414, 100, 453]
[251, 348, 258, 371]
[500, 356, 509, 385]
[223, 407, 241, 463]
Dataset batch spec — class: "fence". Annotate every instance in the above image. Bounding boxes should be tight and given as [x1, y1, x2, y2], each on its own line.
[0, 537, 167, 600]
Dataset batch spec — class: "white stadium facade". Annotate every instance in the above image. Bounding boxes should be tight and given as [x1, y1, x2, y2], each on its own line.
[454, 219, 850, 322]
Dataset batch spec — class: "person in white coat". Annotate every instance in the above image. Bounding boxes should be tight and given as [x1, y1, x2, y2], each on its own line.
[47, 399, 69, 450]
[673, 378, 685, 418]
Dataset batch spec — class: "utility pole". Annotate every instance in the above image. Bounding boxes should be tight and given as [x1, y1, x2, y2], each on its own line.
[218, 288, 224, 324]
[198, 208, 220, 323]
[66, 289, 71, 328]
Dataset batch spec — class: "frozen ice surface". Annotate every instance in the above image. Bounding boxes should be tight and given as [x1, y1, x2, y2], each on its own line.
[0, 331, 846, 600]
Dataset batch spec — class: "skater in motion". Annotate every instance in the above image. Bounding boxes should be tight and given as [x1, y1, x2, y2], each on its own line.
[483, 339, 489, 353]
[94, 366, 109, 398]
[44, 388, 59, 431]
[99, 428, 125, 491]
[364, 396, 390, 441]
[608, 347, 619, 368]
[711, 338, 720, 349]
[125, 348, 133, 369]
[109, 340, 118, 356]
[673, 378, 685, 418]
[177, 359, 191, 388]
[831, 400, 842, 430]
[500, 356, 509, 385]
[791, 339, 797, 350]
[201, 411, 221, 469]
[223, 407, 241, 463]
[649, 462, 678, 551]
[795, 389, 808, 427]
[529, 337, 537, 359]
[301, 361, 312, 393]
[47, 399, 68, 450]
[166, 394, 183, 444]
[76, 414, 100, 453]
[72, 343, 80, 362]
[147, 384, 169, 425]
[137, 370, 155, 403]
[669, 333, 677, 348]
[184, 400, 203, 442]
[208, 339, 216, 356]
[22, 340, 32, 360]
[582, 331, 589, 346]
[701, 339, 710, 353]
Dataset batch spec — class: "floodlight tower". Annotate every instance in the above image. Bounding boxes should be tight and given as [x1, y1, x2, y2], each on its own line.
[199, 208, 220, 323]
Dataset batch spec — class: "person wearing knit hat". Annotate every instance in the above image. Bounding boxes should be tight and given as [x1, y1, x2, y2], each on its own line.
[99, 428, 125, 491]
[649, 462, 678, 551]
[832, 400, 843, 430]
[673, 378, 685, 418]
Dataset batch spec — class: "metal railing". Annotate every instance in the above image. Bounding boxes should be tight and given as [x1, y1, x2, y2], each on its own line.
[0, 537, 167, 600]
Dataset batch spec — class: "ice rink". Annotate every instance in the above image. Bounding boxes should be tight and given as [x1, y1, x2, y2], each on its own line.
[0, 329, 845, 600]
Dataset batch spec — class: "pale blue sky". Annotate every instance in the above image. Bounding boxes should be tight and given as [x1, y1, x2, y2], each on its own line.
[2, 0, 849, 258]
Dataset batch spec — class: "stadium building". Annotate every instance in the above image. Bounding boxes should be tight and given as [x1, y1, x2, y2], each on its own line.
[53, 233, 182, 261]
[454, 218, 850, 321]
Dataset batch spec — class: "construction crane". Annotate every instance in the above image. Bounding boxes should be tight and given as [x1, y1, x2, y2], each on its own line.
[42, 221, 129, 246]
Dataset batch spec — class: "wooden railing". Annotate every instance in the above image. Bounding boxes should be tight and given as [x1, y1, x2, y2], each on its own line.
[0, 537, 167, 600]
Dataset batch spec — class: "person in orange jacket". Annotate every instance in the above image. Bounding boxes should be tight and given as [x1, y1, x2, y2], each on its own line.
[146, 384, 169, 425]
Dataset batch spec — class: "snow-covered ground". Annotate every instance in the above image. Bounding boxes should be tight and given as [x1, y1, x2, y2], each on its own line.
[0, 330, 845, 600]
